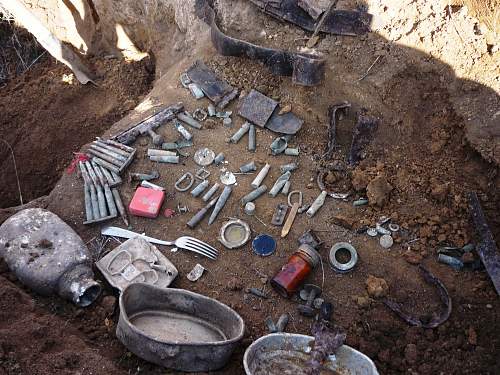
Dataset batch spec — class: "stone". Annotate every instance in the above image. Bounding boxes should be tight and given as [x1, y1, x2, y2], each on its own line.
[353, 295, 371, 309]
[404, 251, 423, 265]
[331, 213, 356, 230]
[430, 182, 449, 202]
[461, 252, 475, 264]
[101, 295, 116, 316]
[366, 175, 393, 207]
[351, 168, 371, 191]
[404, 343, 418, 365]
[227, 277, 243, 291]
[466, 327, 477, 345]
[366, 275, 389, 298]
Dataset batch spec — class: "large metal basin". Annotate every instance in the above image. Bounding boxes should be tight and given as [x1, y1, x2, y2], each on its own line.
[244, 333, 379, 375]
[116, 283, 245, 372]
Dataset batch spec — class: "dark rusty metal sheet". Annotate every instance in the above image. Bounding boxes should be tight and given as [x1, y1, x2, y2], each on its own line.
[384, 265, 452, 328]
[186, 60, 234, 104]
[249, 0, 372, 36]
[195, 0, 326, 86]
[348, 114, 378, 166]
[238, 89, 278, 127]
[468, 192, 500, 295]
[325, 102, 351, 159]
[266, 108, 304, 135]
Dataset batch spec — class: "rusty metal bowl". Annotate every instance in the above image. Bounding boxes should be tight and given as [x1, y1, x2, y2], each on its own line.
[116, 283, 245, 372]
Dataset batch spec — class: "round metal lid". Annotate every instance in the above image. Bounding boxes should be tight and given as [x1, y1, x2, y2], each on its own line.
[252, 234, 276, 257]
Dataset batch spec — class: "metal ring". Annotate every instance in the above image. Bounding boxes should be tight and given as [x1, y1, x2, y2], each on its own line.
[219, 219, 251, 249]
[329, 242, 358, 273]
[193, 108, 208, 121]
[174, 172, 194, 192]
[287, 190, 303, 207]
[389, 223, 400, 232]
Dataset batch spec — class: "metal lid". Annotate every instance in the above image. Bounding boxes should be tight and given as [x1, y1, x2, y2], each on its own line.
[297, 244, 321, 268]
[252, 234, 276, 257]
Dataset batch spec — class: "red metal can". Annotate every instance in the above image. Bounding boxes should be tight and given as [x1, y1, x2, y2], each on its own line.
[271, 244, 321, 298]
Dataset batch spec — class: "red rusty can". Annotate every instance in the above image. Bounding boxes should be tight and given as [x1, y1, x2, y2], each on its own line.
[270, 244, 321, 298]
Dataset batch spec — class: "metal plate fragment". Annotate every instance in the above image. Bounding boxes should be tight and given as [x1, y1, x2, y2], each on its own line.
[96, 237, 178, 292]
[249, 0, 373, 36]
[186, 60, 234, 104]
[266, 109, 304, 135]
[238, 90, 278, 128]
[271, 203, 289, 226]
[468, 192, 500, 295]
[187, 263, 206, 282]
[348, 114, 379, 166]
[194, 148, 216, 166]
[196, 0, 326, 86]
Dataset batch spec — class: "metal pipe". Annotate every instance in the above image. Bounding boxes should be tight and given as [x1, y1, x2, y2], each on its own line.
[149, 155, 180, 164]
[92, 156, 121, 174]
[94, 140, 132, 157]
[229, 122, 250, 143]
[186, 197, 218, 228]
[281, 180, 291, 195]
[248, 124, 256, 151]
[284, 148, 299, 156]
[147, 149, 177, 157]
[90, 144, 127, 161]
[191, 180, 209, 197]
[239, 161, 257, 173]
[280, 163, 298, 173]
[269, 172, 291, 197]
[141, 181, 165, 191]
[87, 148, 123, 167]
[83, 183, 93, 221]
[85, 162, 107, 217]
[129, 171, 159, 181]
[208, 186, 232, 225]
[110, 170, 122, 184]
[251, 163, 271, 188]
[177, 112, 202, 129]
[173, 120, 192, 140]
[97, 164, 116, 185]
[111, 188, 129, 226]
[101, 139, 135, 153]
[306, 190, 328, 218]
[103, 184, 118, 217]
[202, 183, 220, 202]
[214, 152, 225, 165]
[240, 185, 267, 205]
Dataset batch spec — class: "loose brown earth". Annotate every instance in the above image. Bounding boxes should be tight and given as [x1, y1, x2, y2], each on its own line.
[0, 1, 499, 374]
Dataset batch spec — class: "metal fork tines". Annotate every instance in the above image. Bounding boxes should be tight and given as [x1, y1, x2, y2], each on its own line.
[175, 236, 218, 260]
[101, 227, 218, 260]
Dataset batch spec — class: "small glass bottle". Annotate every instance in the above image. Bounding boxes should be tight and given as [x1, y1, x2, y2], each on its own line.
[271, 244, 321, 298]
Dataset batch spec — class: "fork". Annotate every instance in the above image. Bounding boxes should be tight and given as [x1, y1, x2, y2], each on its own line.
[101, 226, 218, 260]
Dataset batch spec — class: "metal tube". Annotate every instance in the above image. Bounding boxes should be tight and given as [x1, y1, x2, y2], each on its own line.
[202, 183, 220, 202]
[251, 163, 271, 188]
[239, 161, 257, 173]
[191, 180, 209, 197]
[177, 112, 202, 129]
[92, 156, 121, 174]
[129, 171, 159, 181]
[112, 188, 129, 226]
[284, 148, 300, 156]
[208, 186, 232, 225]
[140, 181, 165, 191]
[90, 161, 107, 186]
[306, 190, 328, 218]
[229, 122, 250, 143]
[269, 172, 291, 197]
[186, 197, 218, 228]
[280, 163, 298, 173]
[90, 144, 127, 161]
[85, 162, 108, 217]
[94, 140, 132, 157]
[87, 149, 123, 167]
[214, 152, 225, 165]
[110, 171, 122, 184]
[248, 124, 256, 151]
[104, 184, 118, 217]
[281, 181, 291, 195]
[149, 155, 180, 164]
[101, 139, 135, 153]
[147, 149, 177, 157]
[89, 184, 100, 219]
[173, 120, 192, 140]
[97, 164, 115, 185]
[83, 183, 93, 221]
[240, 185, 267, 205]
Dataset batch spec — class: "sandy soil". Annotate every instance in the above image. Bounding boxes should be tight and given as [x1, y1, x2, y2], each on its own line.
[0, 1, 499, 374]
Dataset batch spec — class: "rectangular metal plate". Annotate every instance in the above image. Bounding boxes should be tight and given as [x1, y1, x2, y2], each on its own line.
[238, 89, 278, 127]
[186, 60, 234, 104]
[271, 203, 289, 226]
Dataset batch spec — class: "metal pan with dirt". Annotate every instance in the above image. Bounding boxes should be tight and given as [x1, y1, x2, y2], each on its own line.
[116, 283, 245, 372]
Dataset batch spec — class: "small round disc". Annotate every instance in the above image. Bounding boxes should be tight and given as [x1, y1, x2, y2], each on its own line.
[194, 148, 215, 166]
[380, 234, 394, 249]
[252, 234, 276, 257]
